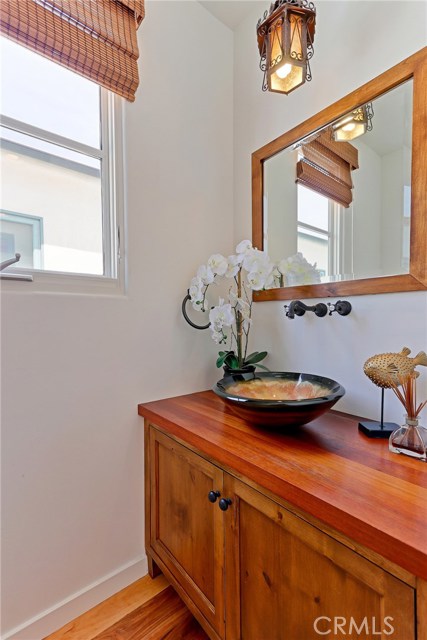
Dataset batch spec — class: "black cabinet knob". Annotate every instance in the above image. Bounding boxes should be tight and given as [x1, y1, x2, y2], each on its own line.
[219, 497, 232, 511]
[208, 490, 221, 503]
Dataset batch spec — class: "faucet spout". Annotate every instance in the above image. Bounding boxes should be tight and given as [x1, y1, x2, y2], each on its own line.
[284, 300, 328, 319]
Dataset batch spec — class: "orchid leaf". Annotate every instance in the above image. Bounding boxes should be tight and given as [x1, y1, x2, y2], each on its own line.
[224, 353, 239, 368]
[216, 352, 231, 368]
[244, 351, 268, 365]
[216, 350, 236, 368]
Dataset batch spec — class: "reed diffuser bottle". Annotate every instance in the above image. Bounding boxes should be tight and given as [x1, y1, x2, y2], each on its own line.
[389, 373, 427, 461]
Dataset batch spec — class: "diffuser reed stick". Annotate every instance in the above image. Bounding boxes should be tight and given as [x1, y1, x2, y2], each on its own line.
[389, 373, 427, 420]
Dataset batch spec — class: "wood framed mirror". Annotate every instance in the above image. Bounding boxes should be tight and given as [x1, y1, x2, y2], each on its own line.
[252, 47, 427, 301]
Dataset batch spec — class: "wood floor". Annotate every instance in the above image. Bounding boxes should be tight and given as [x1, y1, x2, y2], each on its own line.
[45, 575, 209, 640]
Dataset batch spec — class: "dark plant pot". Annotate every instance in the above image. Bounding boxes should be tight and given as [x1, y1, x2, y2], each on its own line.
[223, 364, 256, 376]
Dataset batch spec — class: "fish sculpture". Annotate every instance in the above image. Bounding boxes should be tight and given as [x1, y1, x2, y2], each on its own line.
[363, 347, 427, 388]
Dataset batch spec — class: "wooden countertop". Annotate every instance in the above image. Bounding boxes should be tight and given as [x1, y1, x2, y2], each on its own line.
[138, 391, 427, 580]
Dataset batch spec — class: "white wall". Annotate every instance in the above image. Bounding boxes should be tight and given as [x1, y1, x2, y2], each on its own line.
[234, 1, 427, 423]
[0, 2, 233, 637]
[380, 146, 408, 274]
[351, 139, 382, 277]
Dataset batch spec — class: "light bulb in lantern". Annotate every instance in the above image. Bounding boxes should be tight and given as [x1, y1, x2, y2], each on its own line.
[275, 63, 292, 79]
[342, 122, 356, 132]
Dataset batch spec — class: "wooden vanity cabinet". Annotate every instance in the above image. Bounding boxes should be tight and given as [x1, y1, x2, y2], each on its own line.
[147, 428, 225, 638]
[223, 475, 414, 640]
[146, 424, 416, 640]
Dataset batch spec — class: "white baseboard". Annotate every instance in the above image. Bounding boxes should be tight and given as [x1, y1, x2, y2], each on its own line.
[2, 555, 148, 640]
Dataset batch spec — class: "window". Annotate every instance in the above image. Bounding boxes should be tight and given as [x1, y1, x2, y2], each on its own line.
[0, 36, 123, 285]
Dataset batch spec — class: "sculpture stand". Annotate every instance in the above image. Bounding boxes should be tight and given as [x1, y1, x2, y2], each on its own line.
[358, 388, 399, 438]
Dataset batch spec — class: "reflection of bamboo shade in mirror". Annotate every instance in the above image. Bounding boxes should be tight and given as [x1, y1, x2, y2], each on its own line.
[296, 130, 359, 208]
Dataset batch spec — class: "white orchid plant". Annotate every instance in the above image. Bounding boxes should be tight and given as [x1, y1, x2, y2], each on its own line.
[189, 240, 277, 371]
[188, 241, 321, 371]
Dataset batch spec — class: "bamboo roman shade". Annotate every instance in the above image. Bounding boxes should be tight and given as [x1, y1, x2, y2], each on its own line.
[296, 129, 359, 208]
[0, 0, 145, 102]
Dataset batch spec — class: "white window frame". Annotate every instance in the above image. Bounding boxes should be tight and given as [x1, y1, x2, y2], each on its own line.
[330, 200, 352, 278]
[0, 89, 125, 296]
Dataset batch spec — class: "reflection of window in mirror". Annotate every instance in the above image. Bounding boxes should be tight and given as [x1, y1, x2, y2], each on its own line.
[297, 183, 352, 281]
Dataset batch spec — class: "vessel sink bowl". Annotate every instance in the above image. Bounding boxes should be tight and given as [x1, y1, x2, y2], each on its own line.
[213, 371, 345, 428]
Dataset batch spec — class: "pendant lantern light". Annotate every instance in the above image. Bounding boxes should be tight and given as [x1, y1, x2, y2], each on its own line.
[332, 103, 374, 141]
[257, 0, 316, 95]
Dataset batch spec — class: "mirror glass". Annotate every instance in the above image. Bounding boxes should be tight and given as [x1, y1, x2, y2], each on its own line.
[264, 79, 413, 286]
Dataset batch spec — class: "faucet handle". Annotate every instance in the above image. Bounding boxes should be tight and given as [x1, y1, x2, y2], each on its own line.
[328, 300, 352, 316]
[284, 301, 306, 318]
[284, 304, 294, 319]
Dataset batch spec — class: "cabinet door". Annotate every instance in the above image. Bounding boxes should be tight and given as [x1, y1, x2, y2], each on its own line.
[224, 476, 415, 640]
[148, 428, 225, 637]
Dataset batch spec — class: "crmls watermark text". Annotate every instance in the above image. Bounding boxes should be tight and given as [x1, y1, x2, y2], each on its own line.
[313, 616, 395, 636]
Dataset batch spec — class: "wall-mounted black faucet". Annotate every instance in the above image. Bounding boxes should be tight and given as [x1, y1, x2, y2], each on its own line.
[284, 300, 328, 319]
[284, 299, 352, 319]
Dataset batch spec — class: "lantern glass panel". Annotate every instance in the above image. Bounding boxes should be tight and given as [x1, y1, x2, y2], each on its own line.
[270, 65, 304, 93]
[289, 12, 304, 60]
[269, 18, 284, 69]
[333, 121, 367, 141]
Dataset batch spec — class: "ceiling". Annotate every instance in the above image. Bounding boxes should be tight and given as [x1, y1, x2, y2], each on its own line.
[199, 1, 265, 30]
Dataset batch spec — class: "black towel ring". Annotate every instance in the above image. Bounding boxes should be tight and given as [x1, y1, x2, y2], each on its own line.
[181, 292, 210, 330]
